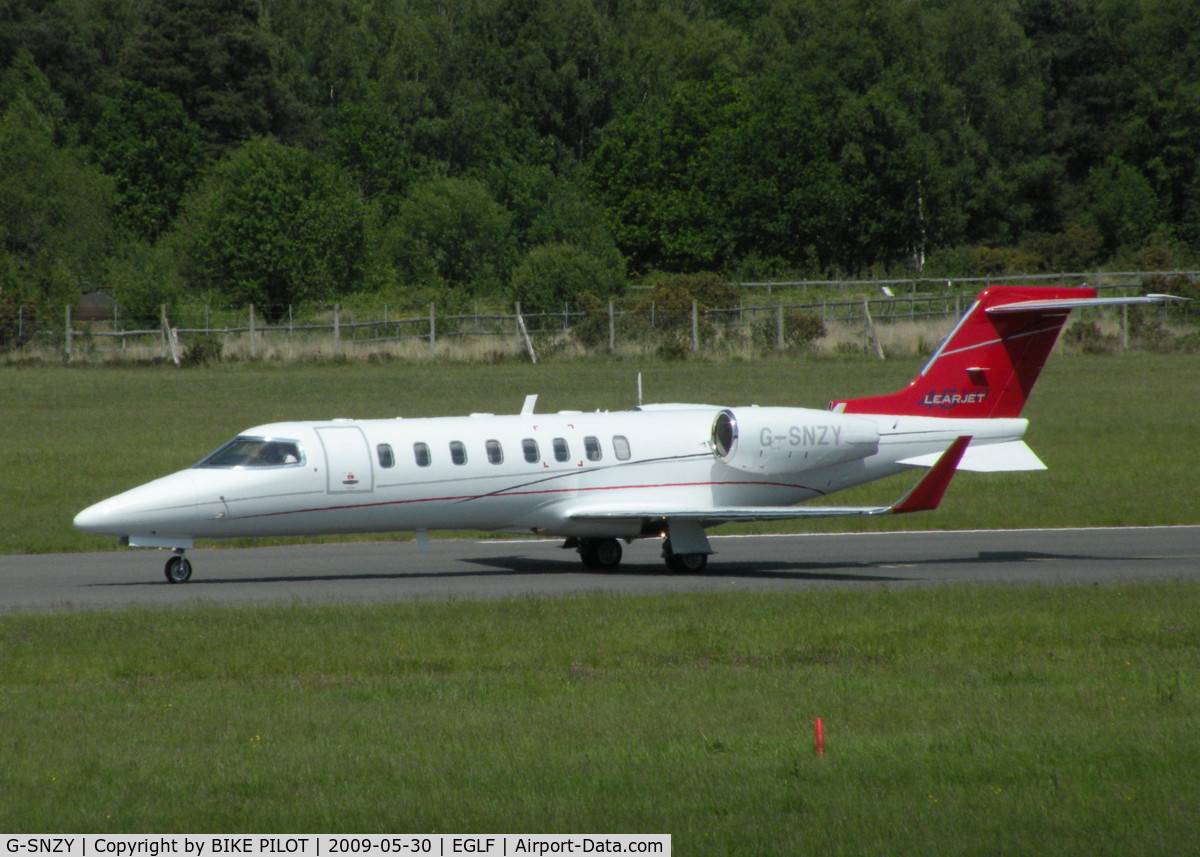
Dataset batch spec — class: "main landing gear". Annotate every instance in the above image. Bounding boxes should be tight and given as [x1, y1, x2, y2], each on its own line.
[577, 537, 624, 571]
[567, 537, 709, 573]
[662, 539, 708, 573]
[164, 549, 193, 584]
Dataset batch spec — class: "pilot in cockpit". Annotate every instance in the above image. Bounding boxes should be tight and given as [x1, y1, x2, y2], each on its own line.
[251, 442, 300, 466]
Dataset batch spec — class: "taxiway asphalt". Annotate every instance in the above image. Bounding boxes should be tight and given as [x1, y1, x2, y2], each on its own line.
[2, 525, 1198, 613]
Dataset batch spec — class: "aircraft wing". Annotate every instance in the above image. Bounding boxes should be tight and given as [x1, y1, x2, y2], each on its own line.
[567, 436, 972, 525]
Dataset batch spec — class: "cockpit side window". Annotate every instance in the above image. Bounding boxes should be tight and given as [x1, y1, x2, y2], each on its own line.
[196, 437, 303, 468]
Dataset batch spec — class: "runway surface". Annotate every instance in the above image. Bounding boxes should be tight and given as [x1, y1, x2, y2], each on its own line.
[2, 525, 1198, 613]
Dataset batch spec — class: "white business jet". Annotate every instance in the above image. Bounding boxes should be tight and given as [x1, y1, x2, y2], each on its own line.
[75, 286, 1171, 582]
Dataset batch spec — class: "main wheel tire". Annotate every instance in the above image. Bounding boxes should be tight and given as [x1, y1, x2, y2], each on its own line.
[664, 551, 708, 573]
[580, 538, 623, 571]
[164, 555, 193, 584]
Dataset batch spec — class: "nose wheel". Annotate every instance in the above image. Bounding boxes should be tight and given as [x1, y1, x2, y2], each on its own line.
[164, 551, 193, 584]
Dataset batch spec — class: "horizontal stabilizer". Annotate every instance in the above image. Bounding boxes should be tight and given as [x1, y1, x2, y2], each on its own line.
[986, 294, 1186, 314]
[899, 439, 1045, 472]
[567, 437, 971, 524]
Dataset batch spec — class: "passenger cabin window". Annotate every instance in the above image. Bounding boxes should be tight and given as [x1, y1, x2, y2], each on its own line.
[584, 436, 602, 461]
[450, 441, 467, 465]
[377, 443, 395, 468]
[197, 437, 302, 468]
[522, 438, 540, 463]
[553, 437, 570, 462]
[613, 435, 631, 461]
[413, 442, 431, 467]
[486, 440, 503, 464]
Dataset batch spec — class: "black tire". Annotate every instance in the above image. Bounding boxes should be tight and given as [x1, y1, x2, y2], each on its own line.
[164, 555, 193, 584]
[580, 538, 623, 571]
[662, 541, 708, 573]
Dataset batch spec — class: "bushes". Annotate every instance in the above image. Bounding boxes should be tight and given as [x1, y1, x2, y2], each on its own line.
[753, 309, 826, 351]
[1063, 321, 1118, 354]
[510, 243, 624, 316]
[181, 334, 223, 366]
[0, 292, 45, 353]
[634, 273, 738, 328]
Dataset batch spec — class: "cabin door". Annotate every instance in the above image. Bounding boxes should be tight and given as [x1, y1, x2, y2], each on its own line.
[315, 426, 374, 494]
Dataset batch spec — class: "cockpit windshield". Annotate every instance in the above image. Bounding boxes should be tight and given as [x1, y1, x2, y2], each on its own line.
[195, 437, 303, 468]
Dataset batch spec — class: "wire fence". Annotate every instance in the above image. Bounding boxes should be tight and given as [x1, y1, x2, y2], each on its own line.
[26, 270, 1200, 363]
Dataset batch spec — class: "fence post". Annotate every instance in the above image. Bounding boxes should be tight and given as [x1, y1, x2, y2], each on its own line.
[608, 299, 615, 353]
[515, 302, 537, 363]
[64, 304, 72, 362]
[249, 304, 256, 360]
[429, 303, 437, 357]
[776, 305, 785, 352]
[333, 304, 341, 355]
[691, 300, 699, 355]
[161, 304, 180, 365]
[862, 299, 884, 359]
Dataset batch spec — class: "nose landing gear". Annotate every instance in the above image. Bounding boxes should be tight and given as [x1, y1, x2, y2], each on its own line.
[164, 550, 193, 584]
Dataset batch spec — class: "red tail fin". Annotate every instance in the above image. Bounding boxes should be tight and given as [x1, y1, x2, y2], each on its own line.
[831, 286, 1096, 419]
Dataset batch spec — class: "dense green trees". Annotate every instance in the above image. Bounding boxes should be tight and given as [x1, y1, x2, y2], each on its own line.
[0, 52, 117, 303]
[178, 137, 368, 320]
[1, 0, 1198, 323]
[92, 83, 206, 240]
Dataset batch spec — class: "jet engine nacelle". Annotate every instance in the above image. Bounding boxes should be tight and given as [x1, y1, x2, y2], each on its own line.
[712, 407, 879, 475]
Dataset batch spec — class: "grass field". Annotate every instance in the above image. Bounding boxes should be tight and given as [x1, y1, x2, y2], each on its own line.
[1, 351, 1198, 554]
[0, 588, 1196, 852]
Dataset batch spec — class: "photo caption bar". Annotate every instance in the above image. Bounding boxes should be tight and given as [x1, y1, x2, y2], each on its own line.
[2, 836, 670, 857]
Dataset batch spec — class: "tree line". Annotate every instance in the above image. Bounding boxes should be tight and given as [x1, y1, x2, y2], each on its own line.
[2, 0, 1199, 334]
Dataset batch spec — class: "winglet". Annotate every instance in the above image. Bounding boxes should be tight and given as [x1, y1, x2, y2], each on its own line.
[891, 436, 971, 514]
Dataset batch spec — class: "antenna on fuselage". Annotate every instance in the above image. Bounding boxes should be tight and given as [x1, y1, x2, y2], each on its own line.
[521, 394, 538, 415]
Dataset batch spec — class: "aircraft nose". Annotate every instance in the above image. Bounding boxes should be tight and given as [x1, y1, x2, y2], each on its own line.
[74, 499, 124, 535]
[74, 472, 200, 538]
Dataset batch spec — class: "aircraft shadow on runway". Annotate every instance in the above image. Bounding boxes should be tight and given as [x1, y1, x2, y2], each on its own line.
[90, 556, 913, 587]
[467, 547, 1123, 579]
[87, 546, 1117, 589]
[463, 555, 914, 582]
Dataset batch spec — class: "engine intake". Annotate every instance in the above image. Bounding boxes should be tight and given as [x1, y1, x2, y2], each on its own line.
[712, 407, 879, 475]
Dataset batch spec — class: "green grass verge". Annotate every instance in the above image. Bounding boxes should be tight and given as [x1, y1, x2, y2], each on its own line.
[1, 352, 1196, 554]
[0, 587, 1196, 852]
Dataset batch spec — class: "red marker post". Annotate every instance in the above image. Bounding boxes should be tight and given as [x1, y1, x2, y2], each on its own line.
[814, 718, 826, 757]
